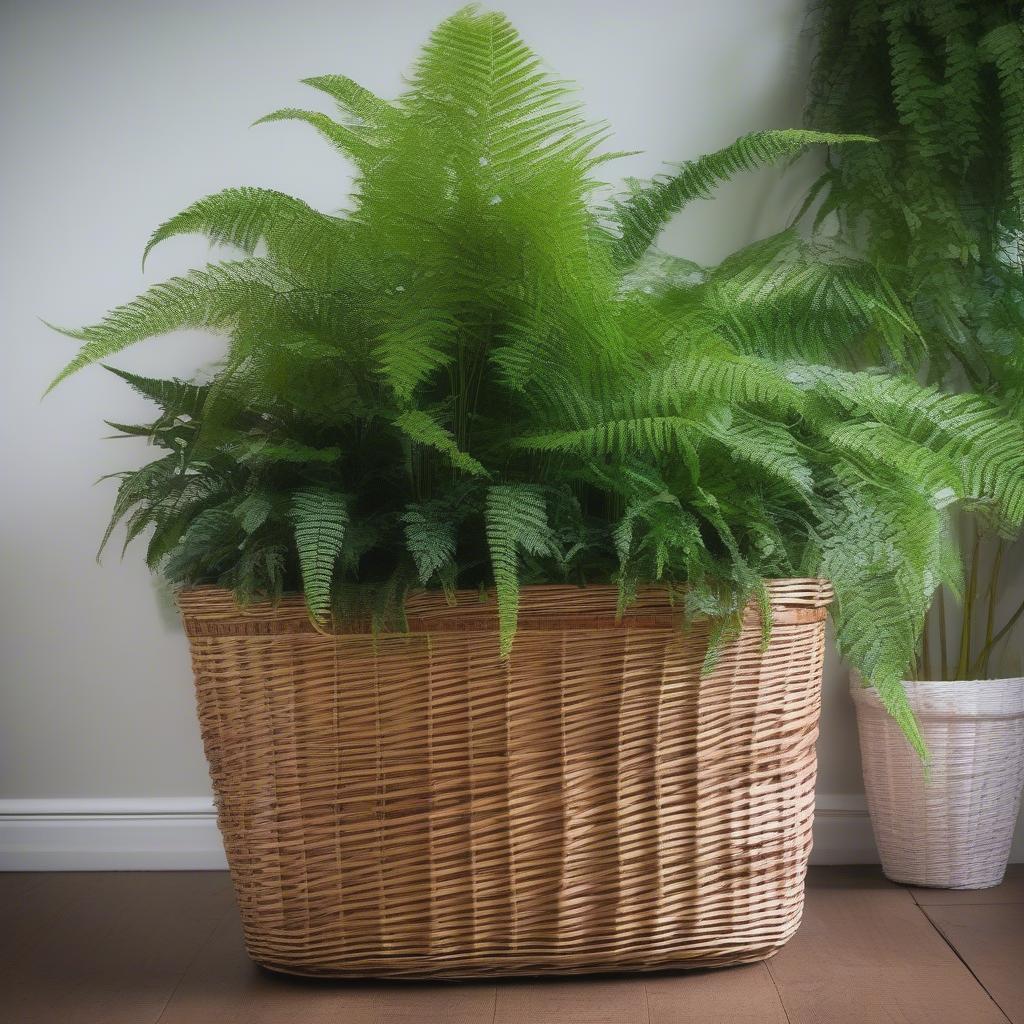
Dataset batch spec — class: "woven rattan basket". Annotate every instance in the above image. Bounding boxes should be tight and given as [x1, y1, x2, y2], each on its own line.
[179, 579, 832, 978]
[852, 677, 1024, 889]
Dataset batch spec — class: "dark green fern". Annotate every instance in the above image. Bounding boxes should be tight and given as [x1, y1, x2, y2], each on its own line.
[805, 0, 1024, 683]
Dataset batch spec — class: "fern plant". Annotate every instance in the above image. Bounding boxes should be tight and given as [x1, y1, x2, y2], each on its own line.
[805, 0, 1024, 679]
[49, 6, 1024, 755]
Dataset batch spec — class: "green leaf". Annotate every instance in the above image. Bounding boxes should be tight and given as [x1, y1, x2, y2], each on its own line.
[611, 130, 875, 265]
[485, 484, 555, 657]
[46, 259, 292, 392]
[142, 187, 347, 278]
[394, 409, 488, 477]
[301, 75, 398, 128]
[291, 488, 349, 619]
[253, 108, 379, 166]
[403, 500, 459, 585]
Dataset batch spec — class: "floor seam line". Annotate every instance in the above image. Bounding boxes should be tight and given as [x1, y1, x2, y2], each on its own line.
[917, 903, 1013, 1024]
[764, 959, 794, 1024]
[153, 898, 234, 1024]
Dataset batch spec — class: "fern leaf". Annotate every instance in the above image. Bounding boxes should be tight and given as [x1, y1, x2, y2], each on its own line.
[97, 454, 181, 560]
[394, 409, 488, 477]
[611, 130, 875, 265]
[793, 365, 1024, 526]
[142, 187, 348, 278]
[46, 259, 292, 392]
[291, 488, 349, 619]
[374, 319, 454, 402]
[301, 75, 398, 128]
[233, 490, 274, 535]
[403, 500, 459, 585]
[701, 410, 815, 497]
[103, 365, 208, 419]
[253, 108, 379, 166]
[485, 484, 554, 656]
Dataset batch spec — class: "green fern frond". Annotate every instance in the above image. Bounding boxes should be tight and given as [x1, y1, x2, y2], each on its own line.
[233, 490, 274, 535]
[979, 22, 1024, 201]
[253, 108, 379, 166]
[301, 74, 398, 129]
[142, 187, 348, 279]
[394, 409, 488, 477]
[403, 499, 459, 585]
[701, 410, 815, 497]
[97, 454, 182, 560]
[374, 319, 454, 402]
[518, 416, 702, 467]
[291, 487, 349, 619]
[485, 483, 554, 656]
[162, 504, 243, 584]
[819, 420, 962, 506]
[793, 365, 1024, 526]
[102, 365, 208, 419]
[227, 437, 341, 465]
[46, 259, 293, 392]
[610, 130, 875, 266]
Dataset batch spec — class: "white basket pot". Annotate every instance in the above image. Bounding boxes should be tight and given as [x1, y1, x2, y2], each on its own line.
[851, 677, 1024, 889]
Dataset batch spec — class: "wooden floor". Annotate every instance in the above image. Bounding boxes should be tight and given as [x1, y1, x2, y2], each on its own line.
[1, 866, 1021, 1024]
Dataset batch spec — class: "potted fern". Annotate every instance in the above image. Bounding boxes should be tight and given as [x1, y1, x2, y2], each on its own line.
[50, 7, 1024, 973]
[806, 0, 1024, 889]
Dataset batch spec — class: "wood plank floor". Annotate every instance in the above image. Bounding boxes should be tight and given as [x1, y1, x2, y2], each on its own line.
[0, 866, 1020, 1024]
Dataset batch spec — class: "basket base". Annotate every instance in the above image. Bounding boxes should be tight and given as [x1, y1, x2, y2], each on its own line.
[247, 933, 799, 980]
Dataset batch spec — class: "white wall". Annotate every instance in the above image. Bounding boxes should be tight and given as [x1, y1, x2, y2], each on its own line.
[1, 0, 1019, 863]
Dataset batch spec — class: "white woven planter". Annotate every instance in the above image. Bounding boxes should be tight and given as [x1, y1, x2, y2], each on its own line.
[851, 677, 1024, 889]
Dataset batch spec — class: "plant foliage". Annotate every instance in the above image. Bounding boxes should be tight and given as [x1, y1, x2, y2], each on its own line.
[805, 0, 1024, 680]
[50, 6, 1024, 755]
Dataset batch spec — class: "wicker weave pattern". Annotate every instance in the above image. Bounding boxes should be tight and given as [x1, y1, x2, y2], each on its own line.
[853, 678, 1024, 889]
[180, 580, 831, 978]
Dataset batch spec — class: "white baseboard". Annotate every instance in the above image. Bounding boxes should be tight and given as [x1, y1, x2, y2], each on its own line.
[0, 798, 227, 870]
[0, 795, 1018, 871]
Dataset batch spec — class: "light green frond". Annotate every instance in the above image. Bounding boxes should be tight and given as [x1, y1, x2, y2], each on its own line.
[253, 108, 379, 166]
[291, 487, 349, 619]
[648, 341, 806, 416]
[393, 409, 488, 477]
[485, 484, 554, 656]
[610, 130, 875, 266]
[374, 319, 454, 402]
[793, 366, 1024, 526]
[301, 74, 398, 129]
[819, 420, 962, 506]
[700, 410, 815, 497]
[142, 187, 348, 279]
[46, 259, 293, 392]
[519, 416, 701, 467]
[226, 437, 341, 465]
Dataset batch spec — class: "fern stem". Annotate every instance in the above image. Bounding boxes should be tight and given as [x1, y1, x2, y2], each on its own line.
[938, 586, 949, 681]
[920, 607, 932, 681]
[972, 595, 1024, 677]
[957, 528, 981, 679]
[981, 538, 1004, 679]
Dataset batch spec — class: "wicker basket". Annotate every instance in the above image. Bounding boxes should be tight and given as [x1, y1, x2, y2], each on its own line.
[852, 677, 1024, 889]
[179, 579, 832, 978]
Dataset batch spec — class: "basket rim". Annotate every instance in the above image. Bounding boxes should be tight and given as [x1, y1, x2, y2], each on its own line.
[850, 675, 1024, 719]
[177, 578, 833, 637]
